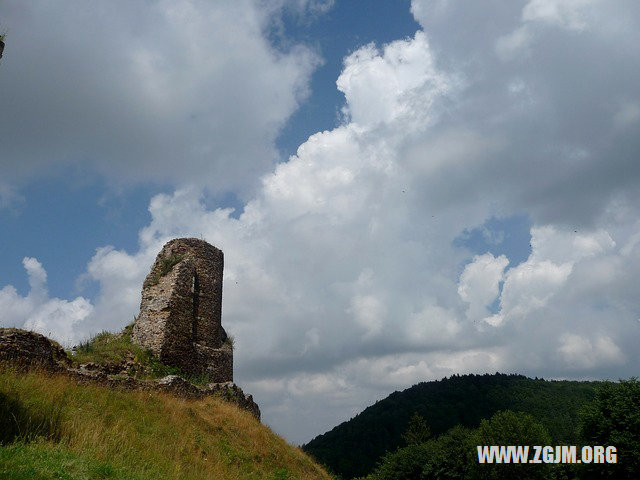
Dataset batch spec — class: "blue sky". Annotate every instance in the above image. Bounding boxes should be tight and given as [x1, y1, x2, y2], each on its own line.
[1, 0, 640, 444]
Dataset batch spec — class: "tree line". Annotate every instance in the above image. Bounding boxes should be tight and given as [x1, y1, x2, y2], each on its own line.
[303, 373, 635, 479]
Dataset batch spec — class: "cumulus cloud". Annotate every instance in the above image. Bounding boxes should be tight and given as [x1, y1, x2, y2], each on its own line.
[496, 0, 602, 60]
[405, 304, 461, 346]
[336, 31, 449, 127]
[521, 0, 599, 31]
[0, 258, 92, 344]
[458, 253, 509, 322]
[557, 333, 625, 369]
[485, 226, 618, 326]
[487, 259, 572, 327]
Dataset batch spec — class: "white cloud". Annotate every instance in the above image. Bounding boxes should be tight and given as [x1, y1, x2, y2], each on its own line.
[486, 226, 617, 327]
[529, 226, 616, 264]
[0, 0, 320, 195]
[23, 257, 47, 298]
[495, 259, 572, 325]
[458, 253, 509, 322]
[84, 246, 153, 336]
[495, 26, 533, 61]
[496, 0, 603, 60]
[405, 304, 461, 345]
[246, 347, 506, 442]
[349, 294, 385, 336]
[522, 0, 599, 31]
[0, 258, 93, 344]
[558, 334, 625, 369]
[336, 31, 449, 128]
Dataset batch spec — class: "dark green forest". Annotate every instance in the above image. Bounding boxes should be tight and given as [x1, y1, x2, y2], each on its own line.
[303, 373, 623, 479]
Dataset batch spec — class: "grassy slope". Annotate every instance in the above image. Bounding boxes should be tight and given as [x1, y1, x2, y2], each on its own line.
[0, 367, 331, 480]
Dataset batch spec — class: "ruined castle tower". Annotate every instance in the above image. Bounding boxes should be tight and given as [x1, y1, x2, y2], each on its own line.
[132, 238, 232, 382]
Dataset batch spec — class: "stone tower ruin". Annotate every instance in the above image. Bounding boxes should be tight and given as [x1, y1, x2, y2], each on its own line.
[132, 238, 232, 382]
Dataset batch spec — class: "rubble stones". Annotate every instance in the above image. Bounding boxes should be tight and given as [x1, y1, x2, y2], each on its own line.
[67, 370, 260, 420]
[0, 327, 260, 420]
[0, 328, 71, 371]
[154, 375, 259, 418]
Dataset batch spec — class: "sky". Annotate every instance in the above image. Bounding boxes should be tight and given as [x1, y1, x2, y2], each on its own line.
[1, 0, 639, 445]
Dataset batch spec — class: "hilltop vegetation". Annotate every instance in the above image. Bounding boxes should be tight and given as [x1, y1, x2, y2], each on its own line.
[70, 323, 189, 381]
[357, 379, 640, 480]
[303, 373, 600, 479]
[0, 367, 331, 480]
[358, 410, 556, 480]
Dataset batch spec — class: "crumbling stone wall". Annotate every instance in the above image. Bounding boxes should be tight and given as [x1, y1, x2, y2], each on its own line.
[0, 328, 71, 371]
[132, 238, 232, 382]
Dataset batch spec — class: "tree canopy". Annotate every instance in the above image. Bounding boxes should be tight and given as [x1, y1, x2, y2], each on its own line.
[579, 378, 640, 479]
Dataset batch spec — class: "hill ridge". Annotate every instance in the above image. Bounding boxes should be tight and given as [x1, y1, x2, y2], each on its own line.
[303, 372, 599, 479]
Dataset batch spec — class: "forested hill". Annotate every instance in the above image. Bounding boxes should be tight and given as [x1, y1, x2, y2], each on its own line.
[302, 373, 599, 479]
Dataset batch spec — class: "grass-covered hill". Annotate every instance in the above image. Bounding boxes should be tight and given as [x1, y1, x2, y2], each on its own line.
[303, 373, 599, 479]
[0, 367, 331, 480]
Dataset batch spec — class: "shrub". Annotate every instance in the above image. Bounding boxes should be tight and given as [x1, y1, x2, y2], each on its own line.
[159, 253, 185, 277]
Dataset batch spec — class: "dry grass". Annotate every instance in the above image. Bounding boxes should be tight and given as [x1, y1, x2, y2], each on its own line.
[0, 367, 332, 480]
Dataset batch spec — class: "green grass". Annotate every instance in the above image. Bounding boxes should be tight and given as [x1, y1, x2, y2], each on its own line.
[73, 330, 138, 365]
[158, 254, 185, 277]
[0, 367, 332, 480]
[0, 442, 142, 480]
[71, 324, 234, 386]
[147, 253, 185, 286]
[71, 325, 187, 381]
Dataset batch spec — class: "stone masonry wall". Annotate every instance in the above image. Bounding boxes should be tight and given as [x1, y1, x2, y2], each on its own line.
[132, 238, 232, 382]
[0, 328, 71, 371]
